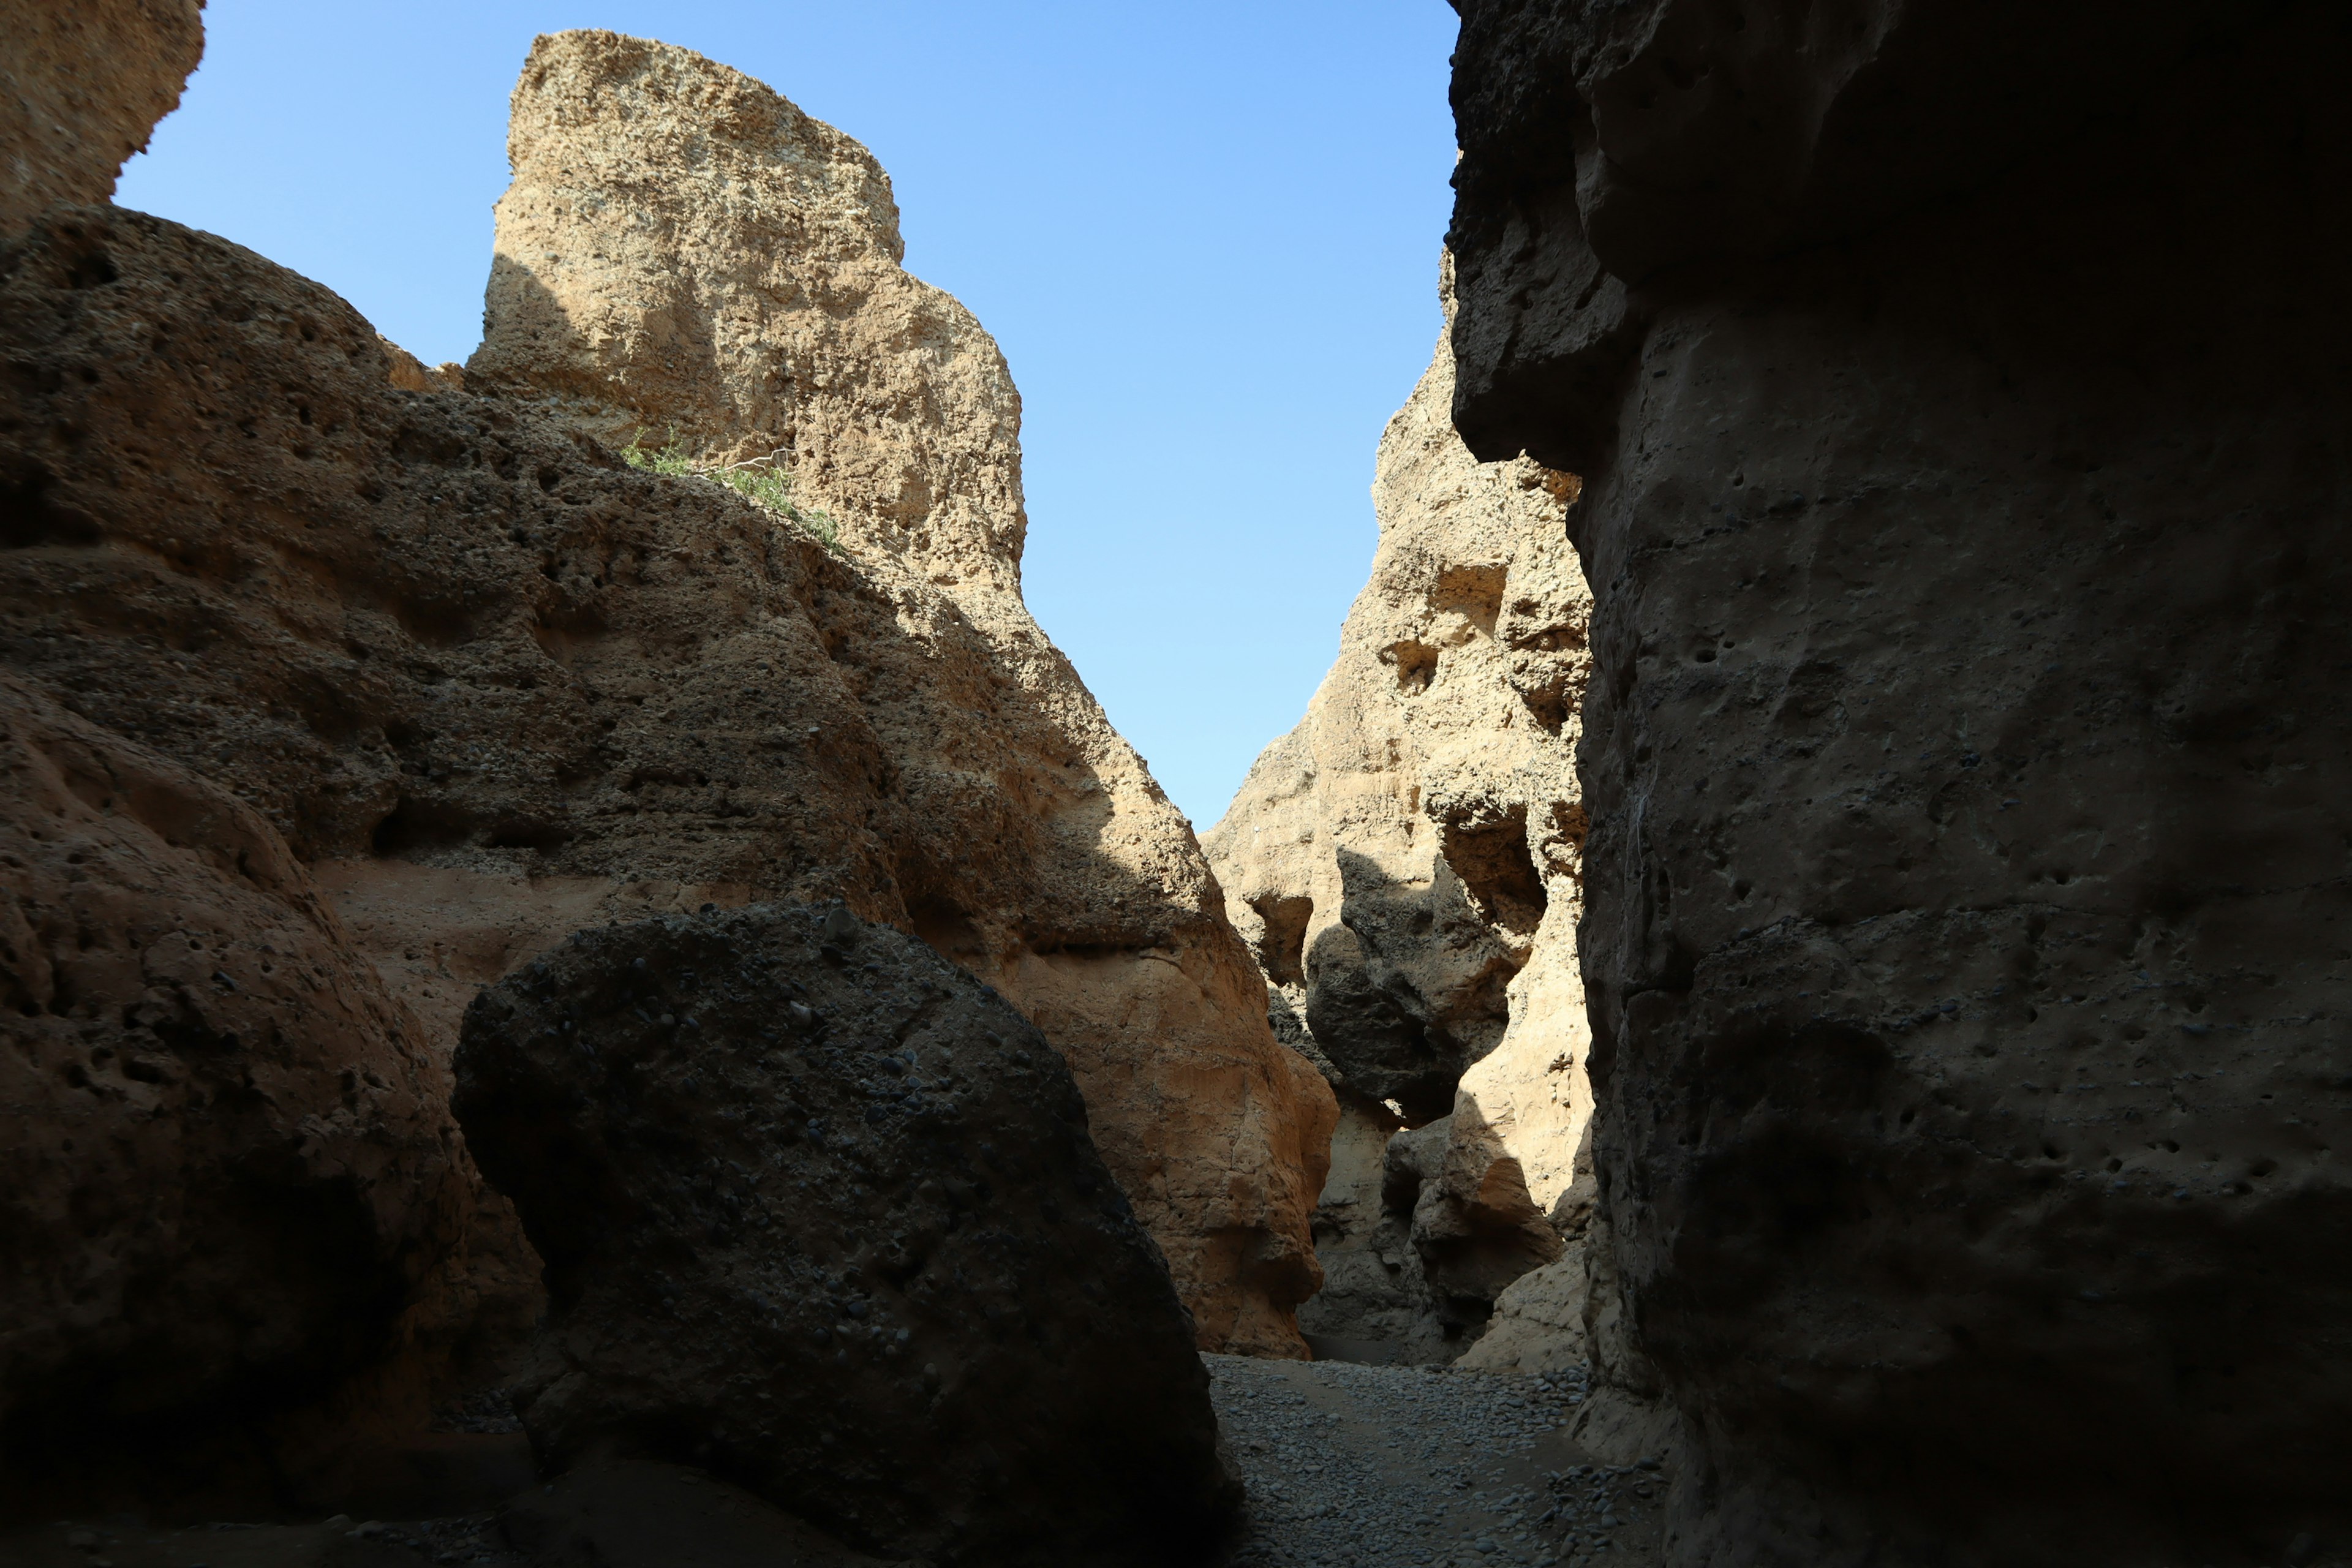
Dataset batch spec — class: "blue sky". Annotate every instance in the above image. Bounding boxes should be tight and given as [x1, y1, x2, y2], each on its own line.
[116, 1, 1462, 831]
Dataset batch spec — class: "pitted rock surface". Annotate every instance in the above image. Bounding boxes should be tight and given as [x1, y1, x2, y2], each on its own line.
[1449, 2, 2352, 1562]
[1205, 260, 1594, 1362]
[0, 675, 483, 1511]
[0, 170, 1330, 1356]
[452, 903, 1238, 1567]
[0, 0, 202, 236]
[471, 30, 1340, 1355]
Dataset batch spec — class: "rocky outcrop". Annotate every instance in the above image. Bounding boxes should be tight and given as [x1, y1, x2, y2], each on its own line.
[0, 24, 1333, 1496]
[0, 0, 202, 235]
[454, 904, 1238, 1566]
[1204, 263, 1594, 1361]
[0, 675, 483, 1511]
[1450, 2, 2352, 1562]
[461, 31, 1334, 1355]
[1, 26, 1332, 1397]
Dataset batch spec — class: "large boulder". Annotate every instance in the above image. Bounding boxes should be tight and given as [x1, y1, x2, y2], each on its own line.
[1449, 1, 2352, 1562]
[452, 903, 1239, 1567]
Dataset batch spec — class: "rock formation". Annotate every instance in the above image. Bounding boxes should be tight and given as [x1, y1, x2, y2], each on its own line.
[1204, 263, 1595, 1363]
[1, 15, 1329, 1500]
[461, 30, 1334, 1357]
[0, 0, 202, 233]
[0, 674, 480, 1512]
[1449, 1, 2352, 1562]
[454, 904, 1239, 1567]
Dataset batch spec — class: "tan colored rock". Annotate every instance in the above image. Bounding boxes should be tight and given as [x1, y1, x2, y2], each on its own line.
[0, 188, 1321, 1502]
[460, 30, 1333, 1355]
[1, 42, 1332, 1364]
[377, 334, 467, 395]
[1204, 257, 1594, 1361]
[1454, 1257, 1587, 1376]
[0, 0, 202, 236]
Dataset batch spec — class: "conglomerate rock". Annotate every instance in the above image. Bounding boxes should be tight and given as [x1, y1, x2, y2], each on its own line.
[1204, 260, 1595, 1361]
[0, 675, 480, 1510]
[463, 30, 1335, 1354]
[0, 0, 202, 236]
[0, 25, 1333, 1372]
[453, 904, 1239, 1567]
[1449, 2, 2352, 1562]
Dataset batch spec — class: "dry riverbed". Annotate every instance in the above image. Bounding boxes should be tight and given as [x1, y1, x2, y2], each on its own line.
[1207, 1354, 1665, 1568]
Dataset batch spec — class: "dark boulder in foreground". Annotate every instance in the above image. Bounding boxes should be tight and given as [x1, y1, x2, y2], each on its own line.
[452, 903, 1239, 1567]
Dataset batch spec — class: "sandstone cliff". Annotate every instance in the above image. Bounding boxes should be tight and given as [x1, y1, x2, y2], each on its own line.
[0, 18, 1330, 1501]
[456, 31, 1334, 1356]
[0, 0, 202, 235]
[1449, 1, 2352, 1562]
[1204, 263, 1594, 1365]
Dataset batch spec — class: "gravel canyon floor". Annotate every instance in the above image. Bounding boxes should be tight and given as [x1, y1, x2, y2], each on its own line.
[1, 1360, 1663, 1568]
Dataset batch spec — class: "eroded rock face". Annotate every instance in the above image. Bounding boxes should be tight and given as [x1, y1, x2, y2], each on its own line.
[1204, 262, 1595, 1360]
[0, 675, 477, 1509]
[453, 905, 1239, 1567]
[1450, 2, 2352, 1562]
[464, 31, 1335, 1354]
[1, 32, 1335, 1357]
[0, 0, 202, 236]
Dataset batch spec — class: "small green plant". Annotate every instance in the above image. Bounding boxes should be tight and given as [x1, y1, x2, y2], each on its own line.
[622, 428, 842, 556]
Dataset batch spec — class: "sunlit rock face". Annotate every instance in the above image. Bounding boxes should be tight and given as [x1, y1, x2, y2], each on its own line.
[0, 19, 1336, 1508]
[0, 0, 202, 236]
[1205, 258, 1596, 1363]
[1450, 1, 2352, 1562]
[465, 29, 1340, 1356]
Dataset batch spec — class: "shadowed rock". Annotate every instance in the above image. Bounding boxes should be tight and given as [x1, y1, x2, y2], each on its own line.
[1450, 1, 2352, 1561]
[453, 903, 1240, 1567]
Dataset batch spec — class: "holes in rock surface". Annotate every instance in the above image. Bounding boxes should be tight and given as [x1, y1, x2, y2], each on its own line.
[908, 892, 986, 964]
[370, 796, 476, 858]
[67, 249, 119, 290]
[487, 816, 571, 852]
[1385, 641, 1439, 696]
[1249, 894, 1314, 987]
[0, 461, 100, 549]
[1431, 563, 1506, 636]
[1441, 804, 1548, 938]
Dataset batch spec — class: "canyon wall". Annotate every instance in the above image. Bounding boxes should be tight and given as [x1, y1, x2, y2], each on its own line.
[453, 31, 1333, 1357]
[1449, 2, 2352, 1564]
[1204, 265, 1595, 1366]
[0, 20, 1329, 1506]
[0, 0, 202, 233]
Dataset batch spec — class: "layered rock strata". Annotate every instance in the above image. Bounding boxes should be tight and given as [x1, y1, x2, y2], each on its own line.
[1204, 268, 1595, 1361]
[1450, 1, 2352, 1562]
[462, 30, 1334, 1355]
[454, 905, 1240, 1567]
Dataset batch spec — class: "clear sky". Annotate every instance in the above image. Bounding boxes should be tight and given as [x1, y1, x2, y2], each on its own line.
[115, 1, 1462, 831]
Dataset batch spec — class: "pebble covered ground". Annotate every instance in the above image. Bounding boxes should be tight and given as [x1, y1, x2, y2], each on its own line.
[7, 1362, 1663, 1568]
[1206, 1354, 1665, 1568]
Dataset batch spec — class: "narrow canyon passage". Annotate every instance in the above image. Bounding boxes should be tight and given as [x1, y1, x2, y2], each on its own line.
[10, 3, 2350, 1566]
